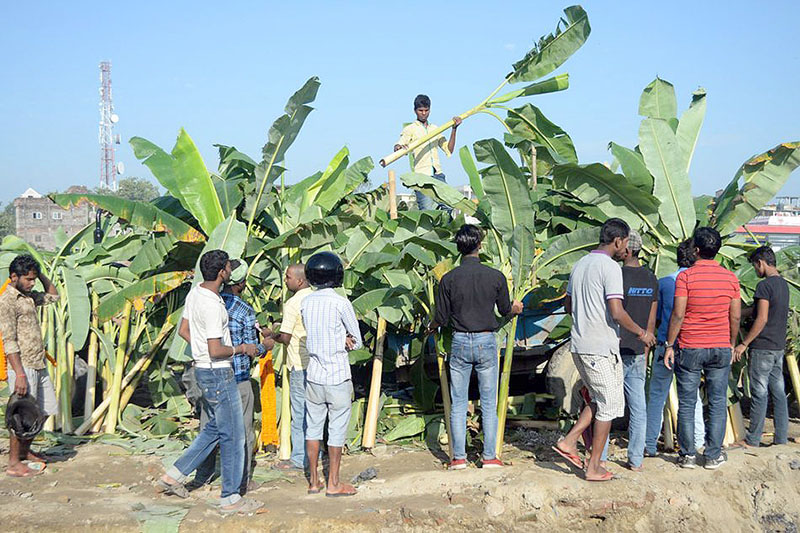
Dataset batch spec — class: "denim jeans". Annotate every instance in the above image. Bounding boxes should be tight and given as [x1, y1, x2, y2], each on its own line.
[166, 367, 244, 506]
[289, 369, 309, 468]
[675, 347, 731, 461]
[646, 346, 705, 453]
[449, 332, 498, 461]
[415, 173, 448, 211]
[622, 354, 647, 467]
[746, 349, 789, 446]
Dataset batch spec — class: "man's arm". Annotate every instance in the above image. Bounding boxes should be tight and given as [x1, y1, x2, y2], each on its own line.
[663, 296, 687, 369]
[733, 298, 767, 362]
[430, 279, 450, 333]
[207, 337, 256, 359]
[564, 294, 572, 316]
[341, 301, 363, 351]
[0, 304, 27, 395]
[39, 271, 58, 296]
[244, 312, 272, 356]
[446, 116, 462, 154]
[729, 297, 742, 347]
[179, 318, 191, 344]
[394, 125, 412, 152]
[646, 300, 658, 336]
[608, 298, 655, 345]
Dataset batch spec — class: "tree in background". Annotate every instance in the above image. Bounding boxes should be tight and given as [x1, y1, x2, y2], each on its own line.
[0, 202, 15, 239]
[95, 177, 160, 203]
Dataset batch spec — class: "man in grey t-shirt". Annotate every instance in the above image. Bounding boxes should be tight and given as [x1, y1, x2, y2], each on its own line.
[552, 219, 656, 482]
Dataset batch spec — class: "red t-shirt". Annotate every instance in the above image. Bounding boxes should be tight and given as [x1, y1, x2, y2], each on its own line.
[674, 259, 740, 348]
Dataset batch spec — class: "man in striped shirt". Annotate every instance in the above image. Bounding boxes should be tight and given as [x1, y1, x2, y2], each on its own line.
[301, 252, 362, 497]
[664, 227, 741, 470]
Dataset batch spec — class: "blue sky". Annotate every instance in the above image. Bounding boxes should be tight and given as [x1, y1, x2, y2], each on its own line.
[1, 1, 798, 206]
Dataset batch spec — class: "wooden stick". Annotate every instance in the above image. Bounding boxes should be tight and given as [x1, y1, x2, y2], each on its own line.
[278, 345, 292, 460]
[84, 292, 99, 420]
[786, 352, 800, 415]
[104, 301, 133, 434]
[729, 402, 746, 443]
[435, 335, 454, 460]
[388, 170, 398, 219]
[362, 318, 386, 449]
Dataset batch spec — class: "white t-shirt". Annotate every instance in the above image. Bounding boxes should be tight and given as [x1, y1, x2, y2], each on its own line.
[184, 285, 232, 367]
[567, 251, 624, 356]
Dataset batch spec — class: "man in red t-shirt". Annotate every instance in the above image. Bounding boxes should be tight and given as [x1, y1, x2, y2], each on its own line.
[664, 227, 741, 470]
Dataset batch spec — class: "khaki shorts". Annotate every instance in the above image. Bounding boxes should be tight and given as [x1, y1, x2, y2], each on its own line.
[6, 366, 59, 417]
[572, 352, 625, 422]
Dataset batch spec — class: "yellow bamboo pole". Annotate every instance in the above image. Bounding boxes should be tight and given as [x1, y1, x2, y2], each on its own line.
[104, 301, 133, 434]
[362, 318, 387, 449]
[278, 344, 292, 460]
[84, 291, 100, 420]
[786, 352, 800, 415]
[387, 170, 398, 219]
[435, 335, 454, 460]
[729, 402, 746, 443]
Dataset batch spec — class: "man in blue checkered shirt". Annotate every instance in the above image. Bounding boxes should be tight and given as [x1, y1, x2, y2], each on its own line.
[189, 259, 273, 493]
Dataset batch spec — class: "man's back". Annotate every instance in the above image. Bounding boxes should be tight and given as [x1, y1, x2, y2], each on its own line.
[568, 251, 624, 356]
[656, 268, 685, 342]
[302, 288, 361, 385]
[620, 265, 658, 355]
[675, 260, 740, 348]
[751, 275, 790, 351]
[185, 285, 231, 364]
[435, 256, 510, 333]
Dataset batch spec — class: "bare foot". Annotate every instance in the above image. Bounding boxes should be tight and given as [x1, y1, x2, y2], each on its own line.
[626, 463, 644, 472]
[325, 482, 357, 497]
[585, 466, 614, 482]
[554, 438, 579, 458]
[24, 450, 47, 463]
[733, 440, 753, 448]
[307, 481, 325, 494]
[6, 463, 41, 478]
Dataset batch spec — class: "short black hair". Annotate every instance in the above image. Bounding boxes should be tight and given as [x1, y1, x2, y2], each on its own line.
[199, 250, 229, 282]
[599, 218, 630, 245]
[676, 239, 696, 268]
[749, 245, 776, 267]
[455, 224, 482, 255]
[9, 254, 40, 278]
[693, 227, 722, 260]
[414, 94, 431, 109]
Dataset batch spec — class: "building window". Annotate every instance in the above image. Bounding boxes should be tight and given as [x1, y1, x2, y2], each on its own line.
[34, 235, 42, 243]
[52, 212, 63, 220]
[32, 212, 43, 220]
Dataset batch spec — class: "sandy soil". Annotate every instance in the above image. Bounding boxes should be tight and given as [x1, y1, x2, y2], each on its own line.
[2, 421, 800, 532]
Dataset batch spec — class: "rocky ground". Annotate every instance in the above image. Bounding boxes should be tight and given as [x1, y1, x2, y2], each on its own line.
[2, 420, 800, 532]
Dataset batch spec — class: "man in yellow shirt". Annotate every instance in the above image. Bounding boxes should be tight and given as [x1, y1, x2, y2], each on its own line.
[271, 264, 314, 471]
[394, 94, 462, 210]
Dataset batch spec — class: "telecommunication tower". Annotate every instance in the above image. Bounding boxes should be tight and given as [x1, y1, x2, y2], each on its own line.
[98, 61, 123, 190]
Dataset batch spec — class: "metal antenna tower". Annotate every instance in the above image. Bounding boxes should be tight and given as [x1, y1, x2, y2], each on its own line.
[98, 61, 119, 191]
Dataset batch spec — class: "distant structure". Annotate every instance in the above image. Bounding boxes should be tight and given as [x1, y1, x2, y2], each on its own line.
[99, 61, 123, 191]
[735, 196, 800, 250]
[14, 187, 92, 250]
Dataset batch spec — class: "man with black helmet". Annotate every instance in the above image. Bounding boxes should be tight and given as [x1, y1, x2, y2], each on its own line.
[0, 254, 59, 477]
[301, 251, 362, 497]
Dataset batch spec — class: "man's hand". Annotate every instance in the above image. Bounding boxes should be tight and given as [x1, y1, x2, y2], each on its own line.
[638, 330, 656, 348]
[345, 335, 356, 351]
[511, 300, 524, 315]
[240, 344, 258, 357]
[14, 374, 28, 396]
[452, 116, 462, 129]
[733, 344, 748, 363]
[394, 144, 408, 152]
[664, 346, 675, 370]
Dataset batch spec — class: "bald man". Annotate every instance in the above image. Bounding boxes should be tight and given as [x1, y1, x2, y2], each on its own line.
[271, 264, 314, 471]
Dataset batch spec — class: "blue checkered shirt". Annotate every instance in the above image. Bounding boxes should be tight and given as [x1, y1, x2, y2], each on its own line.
[221, 292, 266, 383]
[301, 288, 363, 385]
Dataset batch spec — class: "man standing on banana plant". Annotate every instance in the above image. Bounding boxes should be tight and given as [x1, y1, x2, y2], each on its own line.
[732, 246, 789, 448]
[393, 94, 461, 211]
[429, 224, 523, 470]
[0, 254, 59, 478]
[618, 230, 658, 472]
[664, 227, 741, 470]
[553, 218, 656, 482]
[271, 264, 314, 472]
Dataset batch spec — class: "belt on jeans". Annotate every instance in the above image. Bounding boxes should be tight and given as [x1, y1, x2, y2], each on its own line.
[454, 331, 493, 334]
[193, 361, 232, 369]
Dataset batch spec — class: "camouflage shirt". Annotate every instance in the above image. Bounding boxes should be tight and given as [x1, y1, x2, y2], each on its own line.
[0, 284, 59, 370]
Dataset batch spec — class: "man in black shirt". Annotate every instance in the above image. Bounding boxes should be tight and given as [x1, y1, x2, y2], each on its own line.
[733, 246, 789, 447]
[430, 225, 523, 469]
[620, 230, 658, 471]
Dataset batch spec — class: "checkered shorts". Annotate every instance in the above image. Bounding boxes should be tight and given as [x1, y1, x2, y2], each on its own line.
[572, 352, 625, 421]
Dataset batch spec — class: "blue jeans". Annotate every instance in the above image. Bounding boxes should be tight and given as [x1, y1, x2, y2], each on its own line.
[290, 369, 309, 468]
[746, 349, 789, 446]
[449, 332, 498, 461]
[622, 354, 647, 467]
[415, 173, 448, 211]
[675, 347, 731, 461]
[166, 367, 244, 506]
[646, 346, 705, 453]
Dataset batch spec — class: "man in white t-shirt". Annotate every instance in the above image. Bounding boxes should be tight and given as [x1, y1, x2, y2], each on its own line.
[552, 219, 656, 482]
[158, 250, 262, 515]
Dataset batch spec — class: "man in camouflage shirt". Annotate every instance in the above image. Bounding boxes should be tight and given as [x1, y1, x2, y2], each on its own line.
[0, 254, 59, 477]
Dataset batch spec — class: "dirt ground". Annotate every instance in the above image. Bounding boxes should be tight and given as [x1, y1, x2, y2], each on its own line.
[2, 419, 800, 533]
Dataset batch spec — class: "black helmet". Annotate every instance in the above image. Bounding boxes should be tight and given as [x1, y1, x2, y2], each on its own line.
[6, 393, 44, 440]
[305, 252, 344, 289]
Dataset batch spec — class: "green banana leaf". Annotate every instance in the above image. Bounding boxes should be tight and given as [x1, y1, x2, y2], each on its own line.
[400, 173, 478, 215]
[694, 195, 714, 228]
[713, 142, 800, 235]
[130, 129, 224, 236]
[459, 146, 484, 201]
[97, 271, 191, 322]
[489, 74, 569, 105]
[676, 88, 707, 174]
[51, 193, 205, 243]
[508, 5, 590, 84]
[638, 77, 677, 120]
[129, 234, 180, 276]
[474, 139, 535, 241]
[301, 146, 350, 211]
[551, 163, 661, 236]
[639, 117, 696, 240]
[61, 268, 90, 350]
[608, 142, 652, 193]
[535, 226, 600, 280]
[504, 103, 578, 165]
[511, 225, 535, 297]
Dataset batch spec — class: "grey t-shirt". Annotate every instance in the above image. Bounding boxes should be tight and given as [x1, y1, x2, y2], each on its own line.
[567, 251, 624, 356]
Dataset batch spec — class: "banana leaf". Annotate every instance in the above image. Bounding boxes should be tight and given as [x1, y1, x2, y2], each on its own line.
[400, 173, 478, 215]
[97, 271, 191, 322]
[300, 146, 350, 212]
[129, 234, 179, 276]
[459, 146, 484, 201]
[713, 142, 800, 235]
[61, 268, 90, 350]
[608, 142, 652, 193]
[383, 414, 426, 442]
[511, 225, 535, 297]
[130, 128, 224, 236]
[51, 193, 205, 243]
[504, 103, 578, 165]
[638, 77, 677, 120]
[535, 226, 600, 280]
[676, 88, 707, 174]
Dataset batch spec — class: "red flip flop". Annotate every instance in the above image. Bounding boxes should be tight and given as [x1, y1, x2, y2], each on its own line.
[586, 470, 615, 482]
[552, 445, 584, 470]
